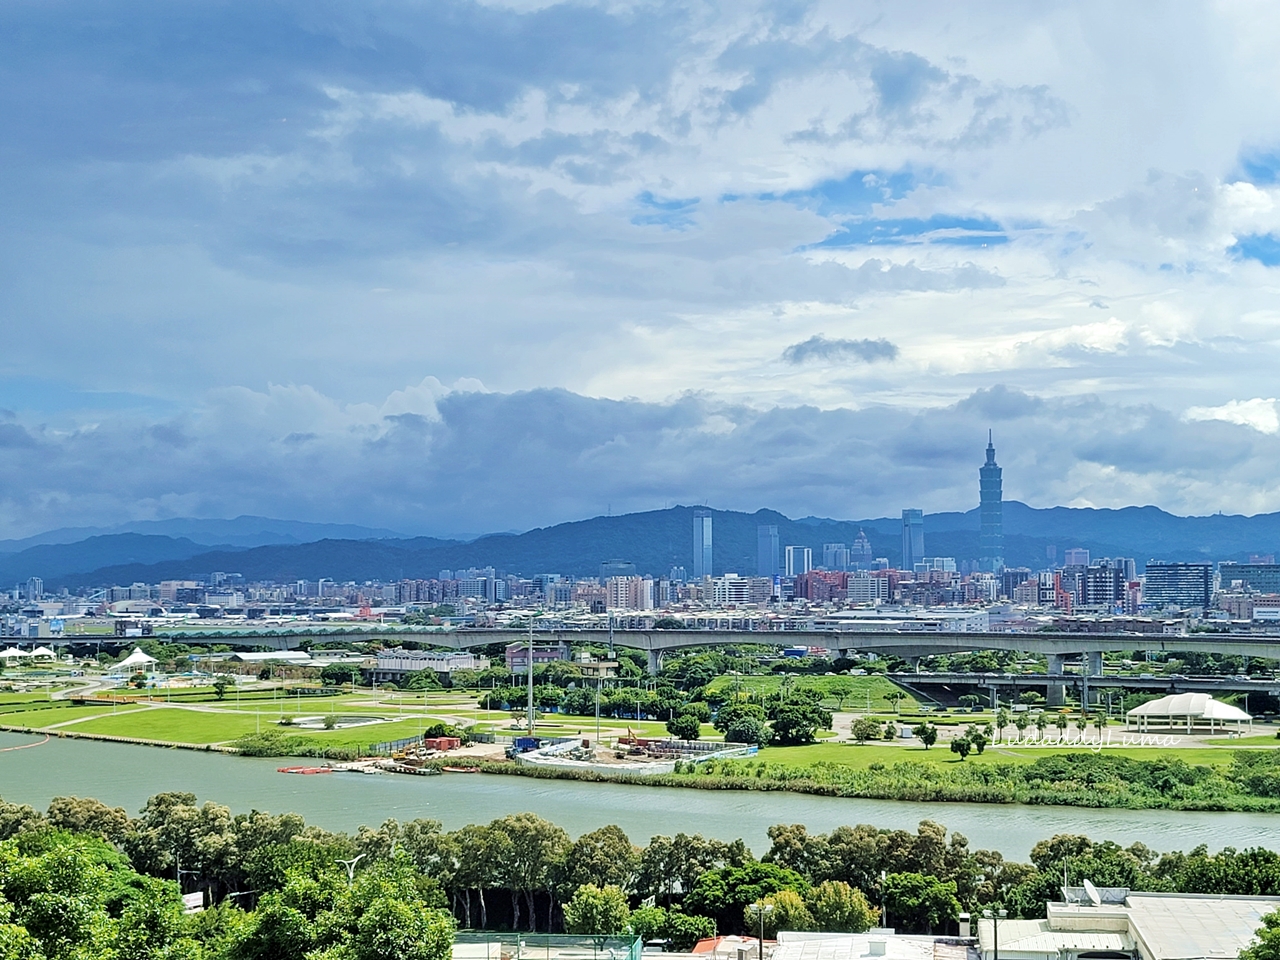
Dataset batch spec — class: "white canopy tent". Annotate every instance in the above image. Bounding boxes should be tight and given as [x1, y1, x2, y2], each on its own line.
[117, 647, 159, 671]
[0, 646, 33, 664]
[1126, 693, 1252, 734]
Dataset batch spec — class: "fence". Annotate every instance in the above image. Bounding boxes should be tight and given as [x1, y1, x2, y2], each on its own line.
[367, 734, 424, 755]
[453, 933, 641, 960]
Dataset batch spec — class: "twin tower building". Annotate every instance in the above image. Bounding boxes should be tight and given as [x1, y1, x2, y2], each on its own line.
[902, 432, 1004, 573]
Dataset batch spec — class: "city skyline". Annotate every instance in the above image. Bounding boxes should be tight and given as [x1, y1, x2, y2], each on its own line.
[4, 5, 1280, 537]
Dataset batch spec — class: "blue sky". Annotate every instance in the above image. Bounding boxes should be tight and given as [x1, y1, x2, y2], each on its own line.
[4, 1, 1280, 537]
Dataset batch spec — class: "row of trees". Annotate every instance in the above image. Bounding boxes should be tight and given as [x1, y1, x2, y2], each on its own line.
[8, 790, 1280, 943]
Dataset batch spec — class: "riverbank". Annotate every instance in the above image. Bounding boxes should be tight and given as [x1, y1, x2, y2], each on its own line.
[442, 745, 1280, 812]
[4, 731, 1277, 858]
[6, 692, 1280, 814]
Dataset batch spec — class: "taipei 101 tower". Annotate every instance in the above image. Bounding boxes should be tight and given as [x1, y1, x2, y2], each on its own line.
[979, 431, 1004, 573]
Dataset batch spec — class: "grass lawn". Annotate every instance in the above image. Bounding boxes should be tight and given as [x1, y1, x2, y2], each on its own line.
[735, 740, 1252, 772]
[705, 673, 921, 711]
[71, 707, 267, 743]
[0, 702, 148, 726]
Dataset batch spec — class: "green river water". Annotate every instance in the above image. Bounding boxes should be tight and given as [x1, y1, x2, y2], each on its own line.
[1, 732, 1275, 859]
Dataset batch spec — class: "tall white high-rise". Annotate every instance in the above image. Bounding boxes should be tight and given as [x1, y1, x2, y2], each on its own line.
[785, 545, 812, 577]
[693, 510, 713, 578]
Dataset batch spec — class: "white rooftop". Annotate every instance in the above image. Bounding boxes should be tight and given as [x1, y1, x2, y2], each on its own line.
[1126, 893, 1279, 960]
[772, 931, 968, 960]
[117, 647, 158, 668]
[1127, 693, 1251, 720]
[977, 917, 1132, 955]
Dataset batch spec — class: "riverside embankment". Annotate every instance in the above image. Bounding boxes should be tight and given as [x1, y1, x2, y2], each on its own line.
[2, 730, 1278, 860]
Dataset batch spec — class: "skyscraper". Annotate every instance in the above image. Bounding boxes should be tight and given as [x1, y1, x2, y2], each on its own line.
[978, 431, 1004, 573]
[901, 509, 924, 571]
[850, 529, 873, 569]
[785, 545, 812, 577]
[693, 509, 713, 579]
[757, 525, 780, 577]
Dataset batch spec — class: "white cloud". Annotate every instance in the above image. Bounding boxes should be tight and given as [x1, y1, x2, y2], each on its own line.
[1185, 397, 1280, 434]
[4, 2, 1280, 532]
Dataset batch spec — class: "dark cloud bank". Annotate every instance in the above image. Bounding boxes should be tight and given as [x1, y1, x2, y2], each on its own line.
[0, 385, 1271, 539]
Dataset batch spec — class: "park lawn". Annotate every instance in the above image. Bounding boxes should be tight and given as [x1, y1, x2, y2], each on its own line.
[0, 701, 147, 726]
[705, 673, 921, 711]
[70, 707, 266, 743]
[1203, 733, 1280, 746]
[742, 741, 1034, 770]
[735, 740, 1252, 772]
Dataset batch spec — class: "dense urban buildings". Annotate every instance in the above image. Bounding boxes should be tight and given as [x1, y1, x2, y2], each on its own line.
[6, 437, 1280, 633]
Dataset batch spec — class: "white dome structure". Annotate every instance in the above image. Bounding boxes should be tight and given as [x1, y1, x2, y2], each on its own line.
[1126, 693, 1252, 734]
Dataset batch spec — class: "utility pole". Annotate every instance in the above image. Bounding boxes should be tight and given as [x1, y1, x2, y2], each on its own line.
[527, 613, 535, 734]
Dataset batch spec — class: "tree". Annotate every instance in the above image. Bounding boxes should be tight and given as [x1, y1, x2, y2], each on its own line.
[662, 908, 716, 950]
[666, 713, 702, 741]
[714, 702, 767, 734]
[1035, 713, 1049, 741]
[770, 704, 831, 746]
[558, 826, 640, 896]
[629, 905, 669, 944]
[491, 813, 570, 932]
[805, 880, 877, 933]
[213, 675, 233, 700]
[949, 736, 971, 760]
[881, 872, 960, 935]
[1055, 712, 1069, 741]
[1075, 714, 1089, 736]
[826, 678, 856, 710]
[320, 663, 362, 687]
[851, 717, 883, 744]
[562, 884, 631, 936]
[1093, 714, 1107, 735]
[912, 723, 938, 749]
[685, 862, 809, 934]
[45, 796, 130, 844]
[958, 695, 981, 710]
[1242, 909, 1280, 960]
[724, 718, 771, 747]
[1014, 712, 1031, 738]
[745, 889, 812, 937]
[995, 708, 1012, 741]
[966, 726, 989, 755]
[883, 690, 908, 714]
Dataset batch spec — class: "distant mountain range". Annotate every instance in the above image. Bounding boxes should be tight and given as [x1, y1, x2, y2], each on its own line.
[8, 503, 1280, 591]
[0, 516, 407, 553]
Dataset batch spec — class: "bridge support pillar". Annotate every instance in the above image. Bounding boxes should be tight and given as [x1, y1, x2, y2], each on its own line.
[1085, 651, 1103, 677]
[1082, 651, 1103, 710]
[647, 650, 661, 675]
[989, 685, 998, 710]
[1046, 654, 1066, 708]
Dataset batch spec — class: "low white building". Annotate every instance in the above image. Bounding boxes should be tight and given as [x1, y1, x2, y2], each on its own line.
[1125, 692, 1252, 734]
[977, 889, 1280, 960]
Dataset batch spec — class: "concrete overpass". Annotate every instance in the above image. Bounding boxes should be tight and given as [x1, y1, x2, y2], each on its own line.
[142, 624, 1280, 669]
[887, 671, 1280, 710]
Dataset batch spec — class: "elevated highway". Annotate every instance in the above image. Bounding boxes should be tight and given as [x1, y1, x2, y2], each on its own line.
[887, 671, 1280, 709]
[140, 624, 1280, 666]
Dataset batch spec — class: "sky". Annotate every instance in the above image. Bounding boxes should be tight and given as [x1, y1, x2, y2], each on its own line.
[4, 0, 1280, 538]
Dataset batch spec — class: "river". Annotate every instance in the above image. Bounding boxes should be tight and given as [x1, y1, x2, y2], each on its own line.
[1, 732, 1276, 860]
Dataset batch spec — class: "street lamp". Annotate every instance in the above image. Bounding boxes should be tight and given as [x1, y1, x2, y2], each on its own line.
[750, 901, 773, 960]
[981, 908, 1007, 960]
